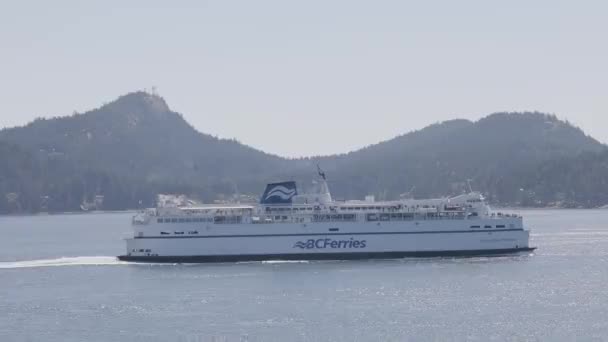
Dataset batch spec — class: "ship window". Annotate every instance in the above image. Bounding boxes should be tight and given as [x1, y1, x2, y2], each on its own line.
[496, 225, 506, 228]
[157, 219, 163, 223]
[164, 218, 171, 223]
[161, 231, 170, 235]
[485, 225, 492, 229]
[174, 231, 184, 235]
[185, 218, 192, 223]
[343, 214, 356, 221]
[188, 231, 198, 234]
[367, 214, 378, 221]
[178, 218, 186, 223]
[171, 218, 178, 223]
[470, 226, 481, 229]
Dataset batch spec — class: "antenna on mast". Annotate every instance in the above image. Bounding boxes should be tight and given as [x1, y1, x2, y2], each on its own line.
[317, 164, 327, 181]
[466, 179, 474, 193]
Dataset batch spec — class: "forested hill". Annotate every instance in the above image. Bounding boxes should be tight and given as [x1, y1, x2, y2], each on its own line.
[1, 91, 607, 213]
[312, 112, 606, 205]
[0, 92, 294, 212]
[0, 92, 289, 183]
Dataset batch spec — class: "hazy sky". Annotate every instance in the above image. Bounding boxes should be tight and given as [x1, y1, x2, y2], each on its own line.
[1, 1, 607, 157]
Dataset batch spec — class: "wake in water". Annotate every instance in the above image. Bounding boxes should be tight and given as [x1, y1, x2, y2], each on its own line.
[0, 255, 533, 269]
[0, 256, 126, 269]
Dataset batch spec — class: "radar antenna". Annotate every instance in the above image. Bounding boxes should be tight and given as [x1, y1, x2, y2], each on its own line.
[466, 179, 474, 193]
[317, 164, 326, 181]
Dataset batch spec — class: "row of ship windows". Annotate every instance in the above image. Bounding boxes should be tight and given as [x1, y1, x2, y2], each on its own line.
[150, 227, 507, 236]
[157, 217, 244, 224]
[157, 213, 464, 224]
[312, 214, 358, 222]
[470, 225, 507, 229]
[366, 213, 415, 221]
[158, 218, 214, 223]
[268, 205, 439, 212]
[159, 230, 199, 235]
[147, 226, 507, 236]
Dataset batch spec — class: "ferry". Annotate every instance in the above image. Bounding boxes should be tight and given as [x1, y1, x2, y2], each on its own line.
[118, 170, 535, 263]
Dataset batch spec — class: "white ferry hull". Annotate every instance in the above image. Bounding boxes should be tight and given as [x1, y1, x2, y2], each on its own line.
[118, 219, 534, 263]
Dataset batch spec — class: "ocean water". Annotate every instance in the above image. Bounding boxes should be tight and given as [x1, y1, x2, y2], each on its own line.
[1, 210, 608, 342]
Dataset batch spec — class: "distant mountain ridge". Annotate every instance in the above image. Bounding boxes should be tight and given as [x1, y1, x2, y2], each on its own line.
[0, 91, 607, 213]
[1, 92, 285, 180]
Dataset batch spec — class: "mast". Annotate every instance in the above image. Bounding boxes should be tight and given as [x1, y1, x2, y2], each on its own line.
[316, 164, 332, 203]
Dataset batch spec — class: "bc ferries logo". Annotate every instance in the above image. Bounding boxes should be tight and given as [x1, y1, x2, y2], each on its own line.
[261, 181, 298, 204]
[293, 238, 367, 250]
[265, 185, 297, 201]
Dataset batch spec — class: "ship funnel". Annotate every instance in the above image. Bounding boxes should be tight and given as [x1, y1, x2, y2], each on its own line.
[260, 181, 298, 205]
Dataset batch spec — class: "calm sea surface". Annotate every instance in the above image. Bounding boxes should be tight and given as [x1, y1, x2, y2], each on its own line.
[1, 210, 608, 342]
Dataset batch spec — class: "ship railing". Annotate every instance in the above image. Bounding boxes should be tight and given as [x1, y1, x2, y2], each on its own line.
[245, 211, 518, 224]
[365, 212, 469, 222]
[489, 213, 520, 219]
